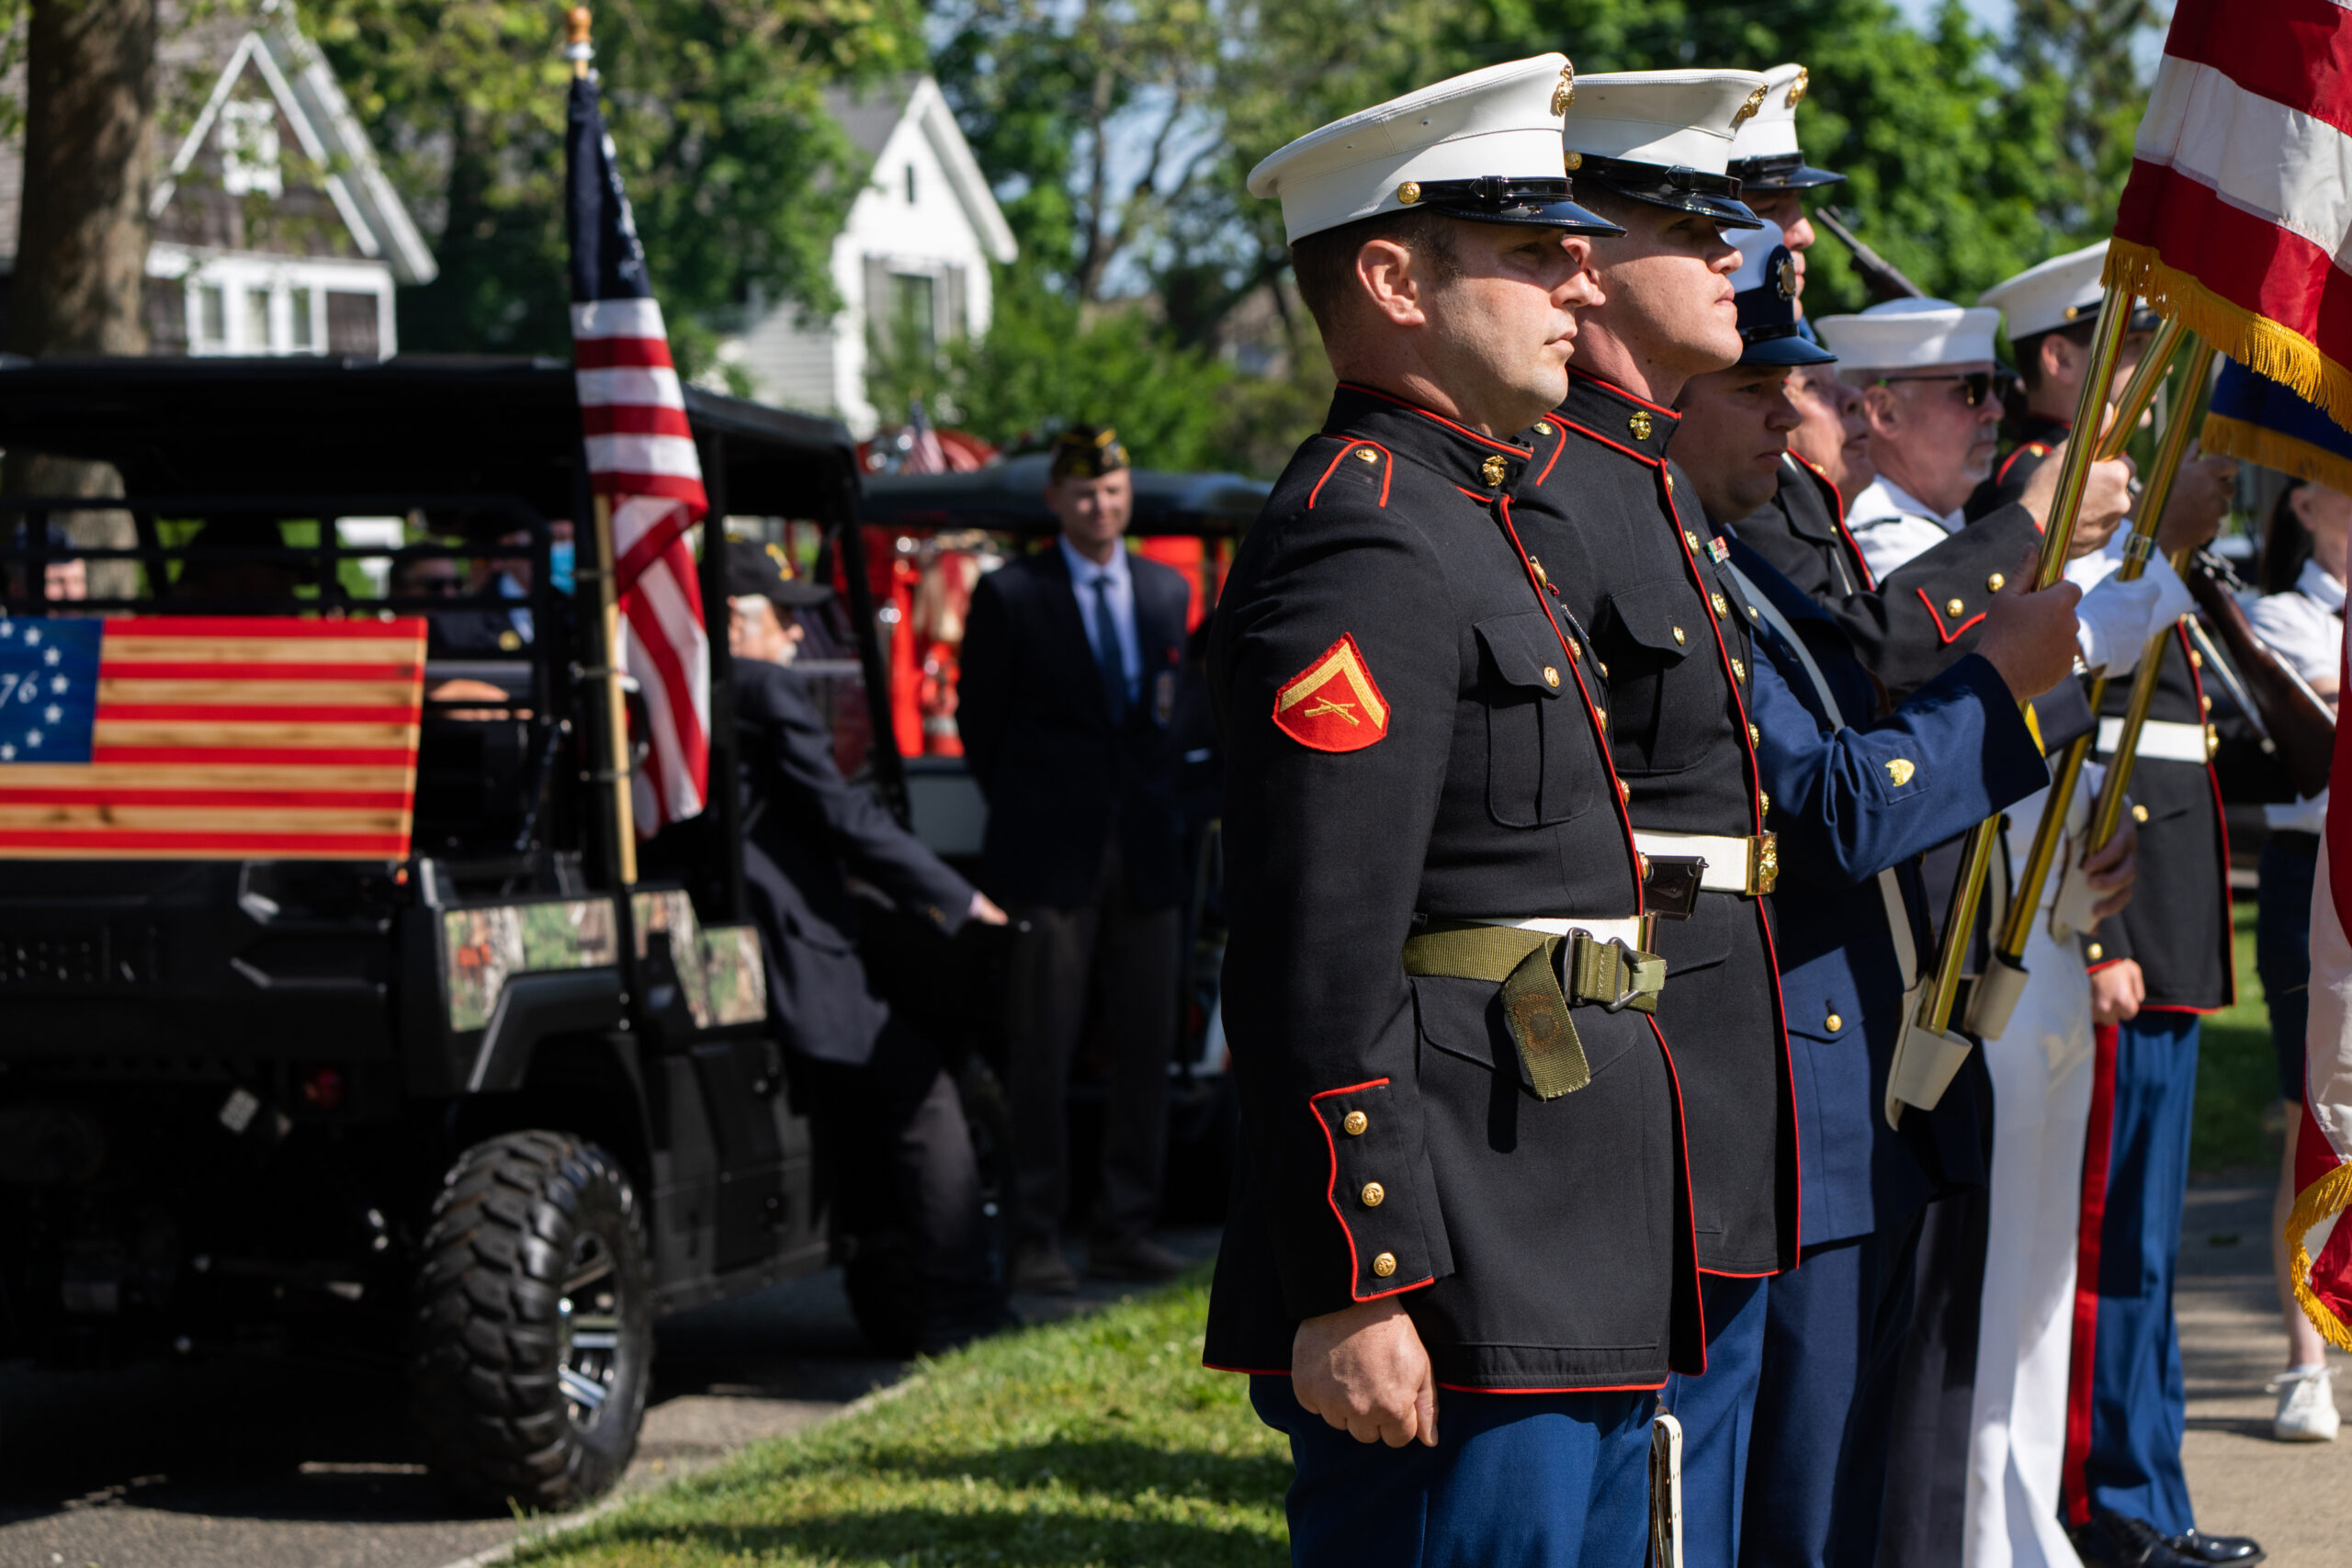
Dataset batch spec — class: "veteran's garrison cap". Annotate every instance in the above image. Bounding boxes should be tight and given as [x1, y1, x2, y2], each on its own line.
[1732, 223, 1836, 367]
[1247, 54, 1620, 244]
[1726, 63, 1842, 192]
[1560, 69, 1770, 229]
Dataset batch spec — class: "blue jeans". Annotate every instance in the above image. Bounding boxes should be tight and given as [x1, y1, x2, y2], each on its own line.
[1251, 1374, 1653, 1568]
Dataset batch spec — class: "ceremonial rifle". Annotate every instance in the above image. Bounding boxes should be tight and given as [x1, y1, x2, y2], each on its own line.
[1815, 208, 1926, 303]
[2177, 550, 2337, 800]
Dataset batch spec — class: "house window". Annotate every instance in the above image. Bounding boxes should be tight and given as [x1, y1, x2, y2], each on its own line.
[290, 288, 316, 352]
[905, 164, 917, 205]
[195, 283, 228, 350]
[220, 100, 283, 198]
[889, 273, 936, 355]
[245, 287, 275, 352]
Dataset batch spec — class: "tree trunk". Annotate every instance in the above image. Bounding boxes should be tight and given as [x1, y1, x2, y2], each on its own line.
[6, 0, 160, 601]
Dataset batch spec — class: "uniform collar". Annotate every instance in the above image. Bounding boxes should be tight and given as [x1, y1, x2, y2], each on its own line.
[2298, 555, 2346, 615]
[2013, 411, 2072, 446]
[1849, 473, 1962, 534]
[1057, 533, 1128, 588]
[1550, 370, 1680, 465]
[1325, 382, 1536, 493]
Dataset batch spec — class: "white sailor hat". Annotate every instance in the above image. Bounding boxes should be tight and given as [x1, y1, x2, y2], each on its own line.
[1731, 222, 1835, 367]
[1560, 69, 1769, 228]
[1247, 54, 1619, 245]
[1977, 240, 2155, 341]
[1814, 298, 2002, 371]
[1726, 62, 1841, 192]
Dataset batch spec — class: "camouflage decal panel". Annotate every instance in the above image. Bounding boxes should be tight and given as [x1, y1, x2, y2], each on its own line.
[441, 899, 618, 1032]
[695, 926, 767, 1025]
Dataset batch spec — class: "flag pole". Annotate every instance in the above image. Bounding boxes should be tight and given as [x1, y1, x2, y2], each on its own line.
[1969, 322, 2199, 1029]
[2081, 335, 2222, 852]
[571, 4, 639, 886]
[1910, 287, 2137, 1044]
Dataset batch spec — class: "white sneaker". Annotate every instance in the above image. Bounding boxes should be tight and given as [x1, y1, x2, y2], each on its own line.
[2269, 1365, 2341, 1442]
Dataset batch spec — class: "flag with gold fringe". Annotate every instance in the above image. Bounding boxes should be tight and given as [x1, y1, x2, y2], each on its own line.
[2105, 0, 2352, 434]
[2292, 640, 2352, 1352]
[2202, 360, 2352, 499]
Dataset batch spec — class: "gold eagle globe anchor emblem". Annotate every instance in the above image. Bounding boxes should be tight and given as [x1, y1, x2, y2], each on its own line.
[1551, 62, 1576, 117]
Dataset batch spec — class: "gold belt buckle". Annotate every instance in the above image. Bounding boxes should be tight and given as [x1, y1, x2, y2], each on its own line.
[1748, 831, 1779, 897]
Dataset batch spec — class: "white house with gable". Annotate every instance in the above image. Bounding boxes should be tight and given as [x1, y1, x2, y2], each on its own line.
[720, 74, 1016, 436]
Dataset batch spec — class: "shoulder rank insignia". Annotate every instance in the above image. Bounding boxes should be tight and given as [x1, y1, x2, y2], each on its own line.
[1274, 633, 1390, 753]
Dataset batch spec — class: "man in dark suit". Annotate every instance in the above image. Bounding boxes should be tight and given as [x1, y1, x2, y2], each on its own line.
[956, 426, 1191, 1292]
[726, 539, 1008, 1350]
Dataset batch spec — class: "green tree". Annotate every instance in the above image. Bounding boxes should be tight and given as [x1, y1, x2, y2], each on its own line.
[297, 0, 923, 368]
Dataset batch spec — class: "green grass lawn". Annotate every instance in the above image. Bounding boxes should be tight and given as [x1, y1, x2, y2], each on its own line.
[517, 1276, 1289, 1568]
[2192, 897, 2288, 1176]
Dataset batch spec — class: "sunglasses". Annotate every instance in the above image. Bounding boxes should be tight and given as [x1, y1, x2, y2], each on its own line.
[1875, 370, 2017, 408]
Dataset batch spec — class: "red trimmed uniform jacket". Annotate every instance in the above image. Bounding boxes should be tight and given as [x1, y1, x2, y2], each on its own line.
[1509, 372, 1794, 1279]
[1203, 385, 1704, 1393]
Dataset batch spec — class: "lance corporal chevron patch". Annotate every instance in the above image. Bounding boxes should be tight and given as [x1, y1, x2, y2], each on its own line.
[1273, 633, 1390, 752]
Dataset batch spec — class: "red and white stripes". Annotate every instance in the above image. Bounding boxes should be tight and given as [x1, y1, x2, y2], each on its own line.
[570, 296, 711, 834]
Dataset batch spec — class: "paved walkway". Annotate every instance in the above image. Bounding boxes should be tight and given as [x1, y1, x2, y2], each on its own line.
[2179, 1183, 2352, 1566]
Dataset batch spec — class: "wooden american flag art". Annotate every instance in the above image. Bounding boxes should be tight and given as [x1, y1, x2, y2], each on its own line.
[0, 615, 427, 859]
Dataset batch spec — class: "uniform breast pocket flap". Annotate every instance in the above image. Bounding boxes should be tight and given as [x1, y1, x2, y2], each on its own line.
[1603, 581, 1701, 665]
[1474, 612, 1598, 829]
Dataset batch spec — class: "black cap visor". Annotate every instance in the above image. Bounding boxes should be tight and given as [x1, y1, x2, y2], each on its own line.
[1414, 176, 1623, 237]
[1739, 323, 1838, 367]
[1575, 156, 1766, 229]
[1727, 152, 1844, 191]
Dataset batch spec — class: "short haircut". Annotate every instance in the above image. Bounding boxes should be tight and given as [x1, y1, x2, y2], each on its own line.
[2014, 320, 2098, 392]
[1570, 183, 1647, 235]
[1289, 207, 1461, 341]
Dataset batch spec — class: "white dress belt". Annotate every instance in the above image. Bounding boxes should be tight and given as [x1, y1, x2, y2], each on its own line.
[1631, 830, 1763, 895]
[1472, 914, 1645, 947]
[2096, 716, 2214, 765]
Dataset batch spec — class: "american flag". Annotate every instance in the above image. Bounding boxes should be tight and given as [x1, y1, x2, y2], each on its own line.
[0, 615, 425, 859]
[902, 398, 948, 475]
[569, 63, 709, 836]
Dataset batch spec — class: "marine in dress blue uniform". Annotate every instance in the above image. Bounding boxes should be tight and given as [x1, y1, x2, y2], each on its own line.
[1205, 59, 1702, 1568]
[1669, 220, 2060, 1568]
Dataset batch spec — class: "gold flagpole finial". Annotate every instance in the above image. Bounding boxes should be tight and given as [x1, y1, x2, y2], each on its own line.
[566, 6, 594, 77]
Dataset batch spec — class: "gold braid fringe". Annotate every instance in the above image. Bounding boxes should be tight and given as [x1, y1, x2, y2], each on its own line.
[2285, 1159, 2352, 1354]
[2201, 413, 2352, 499]
[2106, 240, 2352, 438]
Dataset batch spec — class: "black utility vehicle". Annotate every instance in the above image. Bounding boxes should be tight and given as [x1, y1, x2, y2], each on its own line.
[0, 355, 895, 1510]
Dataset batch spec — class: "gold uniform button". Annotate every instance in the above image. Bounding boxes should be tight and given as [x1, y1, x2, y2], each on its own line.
[2132, 803, 2150, 824]
[1355, 446, 1379, 463]
[1396, 180, 1422, 204]
[1565, 150, 1584, 170]
[1747, 604, 1760, 621]
[1598, 660, 1610, 677]
[1713, 592, 1730, 615]
[2189, 649, 2204, 669]
[1544, 666, 1561, 687]
[1826, 1013, 1842, 1032]
[1362, 1182, 1385, 1207]
[1748, 723, 1761, 744]
[497, 629, 523, 651]
[1986, 572, 2006, 592]
[1343, 1111, 1368, 1136]
[1685, 530, 1702, 550]
[2201, 694, 2213, 714]
[1672, 626, 1687, 646]
[1594, 707, 1608, 730]
[1534, 421, 1554, 435]
[1618, 779, 1631, 801]
[1732, 659, 1747, 681]
[1946, 598, 1966, 618]
[1758, 790, 1770, 815]
[2087, 942, 2105, 962]
[1372, 1252, 1398, 1278]
[1632, 412, 1654, 440]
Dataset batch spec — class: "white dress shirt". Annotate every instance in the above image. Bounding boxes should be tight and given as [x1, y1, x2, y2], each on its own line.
[2249, 558, 2344, 834]
[1059, 535, 1143, 705]
[1843, 475, 1961, 581]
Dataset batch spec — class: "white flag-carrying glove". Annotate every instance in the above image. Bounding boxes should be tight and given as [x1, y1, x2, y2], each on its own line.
[2065, 545, 2194, 675]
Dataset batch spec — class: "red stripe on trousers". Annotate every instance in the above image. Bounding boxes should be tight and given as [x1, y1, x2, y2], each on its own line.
[2062, 1021, 2123, 1529]
[2161, 0, 2352, 141]
[2114, 164, 2352, 371]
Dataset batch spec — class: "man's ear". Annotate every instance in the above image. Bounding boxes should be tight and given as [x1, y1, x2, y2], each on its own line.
[1860, 381, 1899, 434]
[2041, 333, 2075, 388]
[1357, 238, 1429, 328]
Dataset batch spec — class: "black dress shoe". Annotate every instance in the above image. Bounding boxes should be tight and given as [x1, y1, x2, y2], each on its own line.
[2073, 1510, 2204, 1568]
[2166, 1530, 2265, 1565]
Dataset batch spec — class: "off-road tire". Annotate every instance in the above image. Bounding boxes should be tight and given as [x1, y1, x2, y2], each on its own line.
[408, 1131, 650, 1511]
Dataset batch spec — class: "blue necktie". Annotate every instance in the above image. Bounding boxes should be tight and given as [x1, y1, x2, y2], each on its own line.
[1090, 573, 1128, 725]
